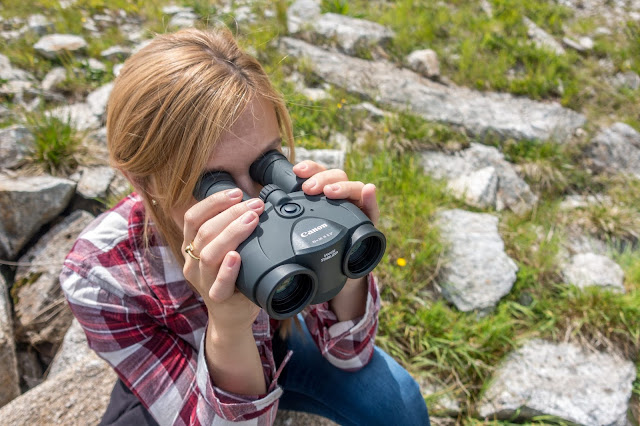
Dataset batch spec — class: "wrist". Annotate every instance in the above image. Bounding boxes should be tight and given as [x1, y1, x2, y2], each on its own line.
[207, 317, 254, 345]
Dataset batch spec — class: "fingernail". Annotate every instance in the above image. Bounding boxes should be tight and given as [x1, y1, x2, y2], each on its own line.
[330, 183, 340, 191]
[242, 211, 257, 224]
[226, 188, 242, 199]
[304, 178, 317, 189]
[296, 163, 307, 170]
[247, 199, 263, 209]
[225, 254, 237, 268]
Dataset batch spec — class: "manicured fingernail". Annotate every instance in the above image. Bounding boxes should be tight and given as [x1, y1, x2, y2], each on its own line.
[226, 188, 242, 198]
[242, 211, 257, 224]
[304, 178, 317, 189]
[225, 254, 237, 268]
[330, 184, 341, 191]
[247, 199, 262, 209]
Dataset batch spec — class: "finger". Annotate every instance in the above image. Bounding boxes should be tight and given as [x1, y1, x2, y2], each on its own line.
[361, 184, 380, 226]
[198, 210, 260, 285]
[292, 160, 326, 178]
[183, 188, 244, 245]
[208, 251, 241, 303]
[301, 169, 349, 195]
[190, 198, 264, 254]
[323, 181, 365, 202]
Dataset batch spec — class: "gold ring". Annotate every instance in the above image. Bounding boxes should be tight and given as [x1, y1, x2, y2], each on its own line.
[185, 242, 200, 261]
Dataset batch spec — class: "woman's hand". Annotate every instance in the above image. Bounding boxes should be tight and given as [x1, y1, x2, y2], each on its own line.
[292, 159, 379, 321]
[292, 161, 380, 226]
[181, 188, 264, 336]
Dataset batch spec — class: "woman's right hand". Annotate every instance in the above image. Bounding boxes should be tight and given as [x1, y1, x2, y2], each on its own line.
[181, 188, 265, 336]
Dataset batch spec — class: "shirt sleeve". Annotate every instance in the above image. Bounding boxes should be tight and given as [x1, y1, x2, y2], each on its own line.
[60, 258, 282, 426]
[301, 274, 380, 372]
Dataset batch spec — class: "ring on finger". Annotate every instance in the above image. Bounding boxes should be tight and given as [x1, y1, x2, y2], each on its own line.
[185, 241, 201, 261]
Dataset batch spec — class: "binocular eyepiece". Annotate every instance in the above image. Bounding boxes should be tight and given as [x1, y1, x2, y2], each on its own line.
[194, 150, 386, 319]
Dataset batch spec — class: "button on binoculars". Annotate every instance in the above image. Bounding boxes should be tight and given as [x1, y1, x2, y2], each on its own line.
[194, 150, 386, 320]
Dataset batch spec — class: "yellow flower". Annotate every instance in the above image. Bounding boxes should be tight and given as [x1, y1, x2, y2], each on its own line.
[341, 98, 346, 103]
[337, 103, 342, 109]
[396, 257, 407, 267]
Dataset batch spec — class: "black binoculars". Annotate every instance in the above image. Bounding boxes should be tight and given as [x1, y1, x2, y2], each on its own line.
[193, 150, 386, 319]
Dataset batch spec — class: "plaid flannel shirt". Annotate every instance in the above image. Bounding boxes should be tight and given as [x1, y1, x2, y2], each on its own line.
[60, 193, 380, 425]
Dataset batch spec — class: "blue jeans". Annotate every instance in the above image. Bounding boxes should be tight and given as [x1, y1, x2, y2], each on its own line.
[277, 318, 430, 426]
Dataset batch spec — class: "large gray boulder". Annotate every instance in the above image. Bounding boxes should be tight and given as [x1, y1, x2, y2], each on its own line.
[47, 319, 96, 379]
[0, 125, 34, 169]
[0, 357, 116, 425]
[477, 340, 636, 425]
[0, 174, 76, 259]
[280, 37, 586, 142]
[588, 122, 640, 179]
[13, 210, 94, 360]
[33, 34, 87, 59]
[287, 0, 322, 33]
[436, 209, 518, 312]
[0, 274, 21, 408]
[421, 143, 538, 214]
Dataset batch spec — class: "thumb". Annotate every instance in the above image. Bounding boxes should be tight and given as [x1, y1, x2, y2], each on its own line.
[208, 251, 241, 303]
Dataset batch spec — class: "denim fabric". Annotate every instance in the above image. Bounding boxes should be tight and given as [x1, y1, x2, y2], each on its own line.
[277, 317, 431, 426]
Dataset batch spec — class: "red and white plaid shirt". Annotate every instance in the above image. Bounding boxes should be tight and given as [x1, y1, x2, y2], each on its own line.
[60, 193, 380, 425]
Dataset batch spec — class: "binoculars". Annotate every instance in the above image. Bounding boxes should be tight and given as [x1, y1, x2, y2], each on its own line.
[194, 150, 386, 319]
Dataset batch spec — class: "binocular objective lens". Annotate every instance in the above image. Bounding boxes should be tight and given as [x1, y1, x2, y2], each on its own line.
[271, 274, 313, 316]
[347, 236, 383, 276]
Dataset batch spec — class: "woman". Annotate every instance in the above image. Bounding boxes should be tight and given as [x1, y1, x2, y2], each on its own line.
[60, 27, 430, 425]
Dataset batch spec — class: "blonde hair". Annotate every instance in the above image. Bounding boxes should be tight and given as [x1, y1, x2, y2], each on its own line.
[106, 27, 297, 336]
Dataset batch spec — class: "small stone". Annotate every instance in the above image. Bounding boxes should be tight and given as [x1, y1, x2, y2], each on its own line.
[86, 82, 114, 119]
[100, 45, 131, 62]
[301, 87, 329, 101]
[33, 34, 87, 59]
[76, 166, 116, 199]
[0, 125, 34, 169]
[112, 63, 124, 77]
[41, 67, 66, 91]
[407, 49, 440, 78]
[26, 14, 53, 35]
[46, 103, 100, 131]
[523, 17, 565, 55]
[86, 58, 106, 71]
[563, 253, 625, 292]
[447, 166, 498, 209]
[610, 71, 640, 91]
[168, 12, 198, 29]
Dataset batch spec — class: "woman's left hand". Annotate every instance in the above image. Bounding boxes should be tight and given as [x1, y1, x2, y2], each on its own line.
[292, 160, 379, 226]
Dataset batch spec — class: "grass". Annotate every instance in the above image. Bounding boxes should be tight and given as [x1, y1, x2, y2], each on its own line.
[1, 0, 639, 423]
[23, 111, 83, 175]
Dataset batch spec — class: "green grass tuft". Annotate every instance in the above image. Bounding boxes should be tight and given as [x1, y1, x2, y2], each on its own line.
[24, 111, 82, 175]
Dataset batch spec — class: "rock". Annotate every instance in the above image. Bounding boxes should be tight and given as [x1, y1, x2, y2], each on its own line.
[284, 147, 345, 170]
[0, 53, 34, 83]
[562, 253, 625, 292]
[558, 193, 612, 210]
[588, 122, 640, 179]
[47, 319, 96, 379]
[349, 102, 392, 121]
[87, 57, 106, 71]
[41, 67, 66, 91]
[26, 14, 53, 35]
[33, 34, 87, 59]
[477, 340, 636, 425]
[0, 125, 34, 169]
[301, 87, 330, 101]
[447, 166, 498, 209]
[0, 174, 76, 259]
[161, 5, 194, 15]
[523, 17, 565, 55]
[610, 71, 640, 91]
[86, 82, 114, 120]
[46, 103, 100, 131]
[112, 63, 124, 77]
[12, 210, 95, 359]
[287, 0, 322, 34]
[100, 45, 132, 62]
[0, 274, 21, 407]
[108, 170, 132, 199]
[280, 38, 586, 142]
[421, 144, 538, 214]
[436, 209, 518, 312]
[0, 358, 116, 425]
[406, 49, 440, 78]
[562, 36, 594, 52]
[417, 377, 461, 417]
[76, 166, 115, 199]
[168, 11, 199, 29]
[301, 13, 395, 56]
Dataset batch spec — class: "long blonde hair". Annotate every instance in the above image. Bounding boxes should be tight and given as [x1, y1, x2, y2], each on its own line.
[106, 27, 297, 335]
